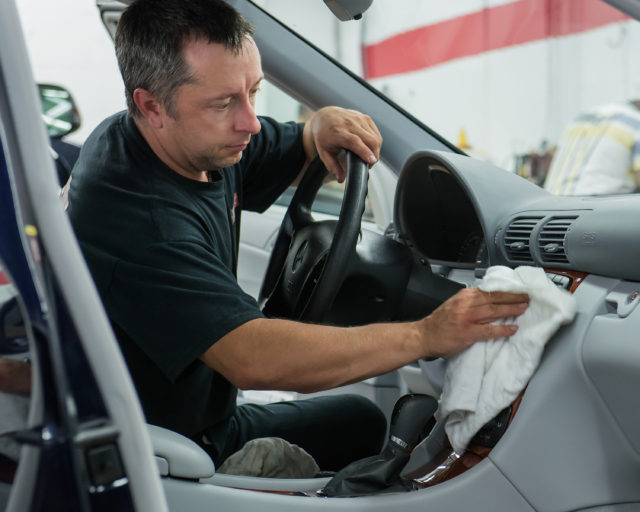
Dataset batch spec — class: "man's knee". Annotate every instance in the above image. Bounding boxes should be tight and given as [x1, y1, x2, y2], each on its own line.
[332, 394, 387, 451]
[300, 394, 385, 470]
[339, 394, 386, 429]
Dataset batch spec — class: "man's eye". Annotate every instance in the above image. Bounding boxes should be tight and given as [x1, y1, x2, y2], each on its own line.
[216, 103, 230, 110]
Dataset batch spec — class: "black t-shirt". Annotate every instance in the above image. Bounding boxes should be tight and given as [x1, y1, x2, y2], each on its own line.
[68, 111, 305, 437]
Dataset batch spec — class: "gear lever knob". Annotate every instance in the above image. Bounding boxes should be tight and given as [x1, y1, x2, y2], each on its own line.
[388, 394, 439, 453]
[320, 394, 438, 497]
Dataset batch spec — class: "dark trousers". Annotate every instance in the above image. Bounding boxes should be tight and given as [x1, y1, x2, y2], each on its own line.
[201, 394, 387, 472]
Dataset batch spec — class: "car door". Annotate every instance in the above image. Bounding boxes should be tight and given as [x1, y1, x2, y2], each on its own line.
[0, 1, 167, 510]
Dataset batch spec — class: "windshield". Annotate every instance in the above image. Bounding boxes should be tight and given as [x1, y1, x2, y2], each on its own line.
[256, 0, 640, 196]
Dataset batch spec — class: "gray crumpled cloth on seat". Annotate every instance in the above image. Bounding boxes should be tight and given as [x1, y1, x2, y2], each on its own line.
[218, 437, 320, 478]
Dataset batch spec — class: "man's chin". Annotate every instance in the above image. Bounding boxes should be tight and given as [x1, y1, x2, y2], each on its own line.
[206, 152, 243, 170]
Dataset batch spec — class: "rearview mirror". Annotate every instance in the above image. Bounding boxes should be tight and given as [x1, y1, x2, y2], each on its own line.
[37, 83, 81, 139]
[323, 0, 372, 20]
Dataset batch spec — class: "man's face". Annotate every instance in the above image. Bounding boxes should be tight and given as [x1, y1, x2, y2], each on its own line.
[159, 36, 263, 174]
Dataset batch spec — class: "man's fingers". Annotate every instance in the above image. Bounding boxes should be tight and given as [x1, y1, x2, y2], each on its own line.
[422, 287, 532, 357]
[338, 131, 379, 166]
[472, 302, 527, 325]
[356, 118, 382, 162]
[363, 117, 382, 161]
[481, 323, 519, 340]
[481, 290, 530, 304]
[308, 107, 383, 170]
[336, 110, 381, 159]
[319, 150, 346, 182]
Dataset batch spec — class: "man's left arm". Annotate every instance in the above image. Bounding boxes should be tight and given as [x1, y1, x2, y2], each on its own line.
[302, 106, 382, 183]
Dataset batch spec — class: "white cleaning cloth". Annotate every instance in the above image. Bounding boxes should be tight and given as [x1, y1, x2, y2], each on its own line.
[435, 265, 577, 454]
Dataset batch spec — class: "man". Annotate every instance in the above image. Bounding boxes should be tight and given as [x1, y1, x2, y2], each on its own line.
[68, 0, 529, 472]
[544, 100, 640, 195]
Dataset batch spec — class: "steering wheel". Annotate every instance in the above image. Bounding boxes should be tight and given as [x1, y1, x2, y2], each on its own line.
[259, 151, 369, 322]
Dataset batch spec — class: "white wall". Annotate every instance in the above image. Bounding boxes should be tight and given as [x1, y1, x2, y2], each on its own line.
[362, 2, 640, 169]
[16, 0, 341, 144]
[18, 0, 640, 172]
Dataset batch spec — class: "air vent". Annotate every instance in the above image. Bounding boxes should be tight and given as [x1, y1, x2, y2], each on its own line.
[538, 216, 577, 264]
[503, 217, 541, 263]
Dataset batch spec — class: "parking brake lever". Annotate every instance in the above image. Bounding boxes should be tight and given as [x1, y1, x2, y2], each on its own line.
[320, 394, 438, 497]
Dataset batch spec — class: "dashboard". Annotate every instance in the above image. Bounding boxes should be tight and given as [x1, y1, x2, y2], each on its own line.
[393, 150, 640, 282]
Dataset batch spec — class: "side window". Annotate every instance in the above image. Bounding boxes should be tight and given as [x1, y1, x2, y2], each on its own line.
[0, 266, 31, 505]
[255, 81, 375, 222]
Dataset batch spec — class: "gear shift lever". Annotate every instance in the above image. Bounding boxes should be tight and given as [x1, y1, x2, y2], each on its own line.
[388, 393, 439, 453]
[320, 394, 438, 497]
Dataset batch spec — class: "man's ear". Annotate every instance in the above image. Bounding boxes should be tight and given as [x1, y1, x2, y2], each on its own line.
[133, 88, 164, 128]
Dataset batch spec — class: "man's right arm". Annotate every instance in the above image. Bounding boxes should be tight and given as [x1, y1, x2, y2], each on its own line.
[200, 288, 529, 394]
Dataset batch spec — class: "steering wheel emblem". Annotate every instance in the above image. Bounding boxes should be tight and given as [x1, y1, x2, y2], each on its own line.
[292, 240, 308, 273]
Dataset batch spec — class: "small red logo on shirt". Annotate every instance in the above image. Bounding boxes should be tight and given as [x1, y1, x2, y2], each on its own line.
[231, 192, 239, 224]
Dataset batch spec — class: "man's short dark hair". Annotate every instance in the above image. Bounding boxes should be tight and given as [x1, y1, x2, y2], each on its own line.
[115, 0, 254, 118]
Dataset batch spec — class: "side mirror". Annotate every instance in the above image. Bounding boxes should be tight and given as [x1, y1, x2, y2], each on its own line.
[37, 83, 81, 139]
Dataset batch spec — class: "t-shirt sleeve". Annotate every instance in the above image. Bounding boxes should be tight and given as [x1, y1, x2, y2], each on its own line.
[104, 240, 264, 382]
[240, 116, 306, 213]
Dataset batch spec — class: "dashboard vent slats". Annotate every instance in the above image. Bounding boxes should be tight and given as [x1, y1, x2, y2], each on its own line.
[538, 216, 577, 264]
[504, 217, 541, 263]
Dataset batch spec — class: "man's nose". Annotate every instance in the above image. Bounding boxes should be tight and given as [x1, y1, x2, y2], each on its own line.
[236, 98, 261, 134]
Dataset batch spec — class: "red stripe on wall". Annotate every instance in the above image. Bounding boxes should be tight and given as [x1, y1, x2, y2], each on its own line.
[363, 0, 629, 79]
